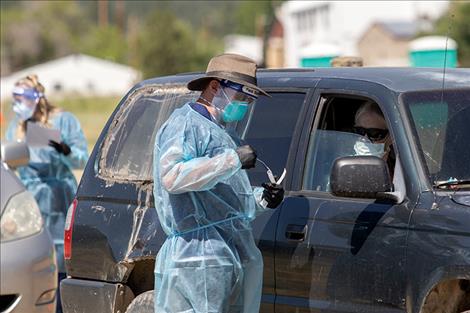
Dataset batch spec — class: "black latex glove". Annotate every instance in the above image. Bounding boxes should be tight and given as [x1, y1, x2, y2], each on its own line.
[235, 145, 257, 169]
[261, 182, 285, 209]
[49, 140, 71, 156]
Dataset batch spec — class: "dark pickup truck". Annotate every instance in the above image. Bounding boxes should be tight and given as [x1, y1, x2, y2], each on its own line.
[61, 68, 470, 313]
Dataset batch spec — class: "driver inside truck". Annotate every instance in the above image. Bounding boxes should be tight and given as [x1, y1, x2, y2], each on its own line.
[352, 101, 396, 176]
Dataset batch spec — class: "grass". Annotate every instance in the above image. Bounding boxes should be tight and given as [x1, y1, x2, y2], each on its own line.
[1, 96, 120, 151]
[1, 96, 121, 181]
[58, 96, 121, 152]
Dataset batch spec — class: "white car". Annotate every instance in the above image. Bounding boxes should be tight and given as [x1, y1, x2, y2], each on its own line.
[1, 141, 57, 313]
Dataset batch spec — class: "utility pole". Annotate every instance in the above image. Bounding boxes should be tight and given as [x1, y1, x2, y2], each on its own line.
[116, 0, 125, 32]
[98, 0, 108, 27]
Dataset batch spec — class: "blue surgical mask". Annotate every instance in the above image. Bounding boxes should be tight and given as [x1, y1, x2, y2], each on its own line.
[222, 101, 249, 122]
[12, 100, 36, 121]
[212, 86, 252, 123]
[353, 140, 385, 157]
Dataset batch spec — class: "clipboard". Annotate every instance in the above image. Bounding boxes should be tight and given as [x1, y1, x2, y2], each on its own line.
[26, 122, 61, 147]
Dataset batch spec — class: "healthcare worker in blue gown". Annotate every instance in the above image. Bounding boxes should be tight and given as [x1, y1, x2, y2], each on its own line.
[153, 54, 285, 313]
[6, 74, 88, 312]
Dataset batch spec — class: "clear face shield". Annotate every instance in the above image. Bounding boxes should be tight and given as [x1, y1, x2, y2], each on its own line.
[211, 80, 259, 123]
[11, 86, 43, 121]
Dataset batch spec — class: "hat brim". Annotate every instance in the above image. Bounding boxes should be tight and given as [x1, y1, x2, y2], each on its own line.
[187, 75, 270, 97]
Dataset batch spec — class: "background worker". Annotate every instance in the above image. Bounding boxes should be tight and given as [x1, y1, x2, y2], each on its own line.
[6, 74, 88, 312]
[153, 54, 284, 313]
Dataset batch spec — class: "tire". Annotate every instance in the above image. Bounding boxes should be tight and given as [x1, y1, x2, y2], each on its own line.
[421, 280, 468, 313]
[125, 290, 154, 313]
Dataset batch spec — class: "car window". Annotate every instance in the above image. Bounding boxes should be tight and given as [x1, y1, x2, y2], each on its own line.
[99, 84, 199, 181]
[303, 95, 395, 192]
[304, 130, 371, 191]
[240, 92, 305, 186]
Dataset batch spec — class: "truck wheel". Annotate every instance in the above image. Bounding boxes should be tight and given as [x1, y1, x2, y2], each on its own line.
[125, 290, 154, 313]
[421, 280, 469, 313]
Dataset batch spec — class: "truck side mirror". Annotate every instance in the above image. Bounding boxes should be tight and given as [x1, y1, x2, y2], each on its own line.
[330, 156, 393, 200]
[1, 141, 30, 168]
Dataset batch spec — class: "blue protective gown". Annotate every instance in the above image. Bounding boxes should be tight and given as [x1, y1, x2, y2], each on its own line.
[6, 111, 88, 272]
[153, 103, 267, 313]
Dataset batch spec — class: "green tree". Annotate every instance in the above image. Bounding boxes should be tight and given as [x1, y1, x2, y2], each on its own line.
[137, 10, 221, 78]
[235, 1, 270, 36]
[82, 25, 128, 64]
[1, 1, 130, 74]
[1, 1, 91, 74]
[115, 1, 238, 38]
[1, 0, 276, 76]
[234, 0, 285, 35]
[434, 2, 470, 67]
[234, 1, 284, 66]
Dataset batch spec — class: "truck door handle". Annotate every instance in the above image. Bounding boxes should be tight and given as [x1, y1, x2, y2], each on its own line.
[285, 224, 307, 241]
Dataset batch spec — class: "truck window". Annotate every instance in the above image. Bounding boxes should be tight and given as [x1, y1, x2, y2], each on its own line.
[99, 85, 199, 181]
[303, 95, 396, 192]
[241, 92, 305, 186]
[403, 89, 470, 183]
[98, 84, 257, 182]
[99, 86, 304, 185]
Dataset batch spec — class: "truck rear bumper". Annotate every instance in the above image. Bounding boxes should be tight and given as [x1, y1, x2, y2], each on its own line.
[60, 278, 134, 313]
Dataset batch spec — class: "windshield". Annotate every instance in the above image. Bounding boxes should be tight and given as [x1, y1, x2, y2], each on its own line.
[403, 89, 470, 187]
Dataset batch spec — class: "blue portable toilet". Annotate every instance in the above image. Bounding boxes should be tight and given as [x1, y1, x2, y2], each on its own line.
[300, 42, 340, 67]
[409, 36, 458, 68]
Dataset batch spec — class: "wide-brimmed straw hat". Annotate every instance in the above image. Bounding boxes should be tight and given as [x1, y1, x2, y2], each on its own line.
[187, 53, 269, 97]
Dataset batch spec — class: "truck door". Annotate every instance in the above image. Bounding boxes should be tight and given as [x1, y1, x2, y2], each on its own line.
[238, 90, 309, 313]
[275, 80, 412, 313]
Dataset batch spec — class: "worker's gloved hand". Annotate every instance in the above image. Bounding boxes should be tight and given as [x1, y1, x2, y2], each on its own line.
[261, 182, 285, 209]
[236, 145, 257, 169]
[49, 140, 71, 156]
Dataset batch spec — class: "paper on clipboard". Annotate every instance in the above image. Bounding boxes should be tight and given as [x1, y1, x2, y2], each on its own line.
[26, 122, 61, 147]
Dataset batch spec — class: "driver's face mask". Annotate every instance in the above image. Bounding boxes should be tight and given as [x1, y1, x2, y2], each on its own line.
[11, 86, 43, 121]
[353, 137, 385, 157]
[211, 80, 258, 123]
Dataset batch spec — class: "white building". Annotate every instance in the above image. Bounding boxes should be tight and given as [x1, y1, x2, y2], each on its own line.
[1, 54, 141, 101]
[224, 35, 263, 65]
[280, 1, 449, 67]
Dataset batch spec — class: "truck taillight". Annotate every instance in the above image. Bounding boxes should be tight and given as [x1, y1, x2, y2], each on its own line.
[64, 199, 77, 260]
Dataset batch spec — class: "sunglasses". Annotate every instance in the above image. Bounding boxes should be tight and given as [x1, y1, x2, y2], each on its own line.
[353, 126, 389, 141]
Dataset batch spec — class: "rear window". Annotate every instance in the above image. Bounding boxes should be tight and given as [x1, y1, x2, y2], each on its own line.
[99, 86, 305, 186]
[99, 84, 198, 181]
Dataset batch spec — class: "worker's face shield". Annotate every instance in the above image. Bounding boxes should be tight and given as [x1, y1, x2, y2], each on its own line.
[11, 86, 42, 120]
[219, 80, 258, 105]
[12, 86, 42, 107]
[211, 80, 259, 123]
